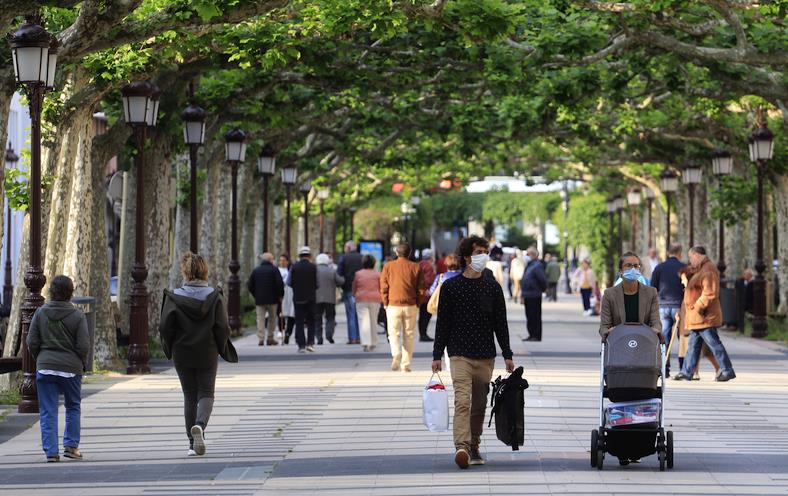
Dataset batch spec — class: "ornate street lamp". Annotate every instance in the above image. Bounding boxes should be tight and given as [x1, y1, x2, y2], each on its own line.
[400, 201, 411, 242]
[8, 15, 58, 411]
[410, 195, 421, 251]
[3, 144, 19, 314]
[560, 181, 571, 293]
[120, 80, 158, 375]
[281, 166, 297, 257]
[317, 188, 330, 253]
[711, 148, 733, 280]
[749, 123, 774, 338]
[682, 162, 703, 248]
[300, 179, 312, 246]
[644, 187, 655, 249]
[181, 98, 206, 252]
[606, 197, 617, 286]
[257, 144, 276, 252]
[660, 169, 679, 251]
[627, 188, 641, 253]
[224, 128, 246, 335]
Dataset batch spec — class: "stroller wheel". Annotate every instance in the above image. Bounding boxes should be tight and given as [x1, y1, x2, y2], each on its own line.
[666, 431, 674, 469]
[591, 430, 599, 467]
[658, 450, 666, 471]
[596, 450, 604, 470]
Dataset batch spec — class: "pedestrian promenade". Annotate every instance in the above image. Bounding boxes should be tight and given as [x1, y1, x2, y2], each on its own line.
[1, 295, 788, 495]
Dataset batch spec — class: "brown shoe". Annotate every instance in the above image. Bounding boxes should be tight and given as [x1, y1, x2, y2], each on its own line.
[403, 366, 412, 373]
[454, 448, 470, 469]
[266, 340, 279, 346]
[63, 447, 82, 460]
[258, 340, 265, 346]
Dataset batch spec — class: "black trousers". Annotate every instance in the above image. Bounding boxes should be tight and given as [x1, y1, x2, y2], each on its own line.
[174, 361, 217, 445]
[314, 302, 336, 343]
[418, 303, 433, 338]
[547, 282, 558, 301]
[294, 301, 316, 348]
[524, 297, 542, 340]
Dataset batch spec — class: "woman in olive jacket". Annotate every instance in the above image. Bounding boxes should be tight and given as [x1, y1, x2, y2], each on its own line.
[160, 252, 237, 457]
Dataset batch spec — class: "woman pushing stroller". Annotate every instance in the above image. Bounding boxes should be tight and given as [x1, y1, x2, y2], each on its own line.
[599, 252, 661, 339]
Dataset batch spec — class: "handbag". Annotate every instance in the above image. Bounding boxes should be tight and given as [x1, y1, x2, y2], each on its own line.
[426, 273, 444, 315]
[422, 373, 449, 432]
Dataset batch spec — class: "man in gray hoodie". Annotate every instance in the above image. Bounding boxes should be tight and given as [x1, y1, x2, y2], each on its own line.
[27, 275, 89, 462]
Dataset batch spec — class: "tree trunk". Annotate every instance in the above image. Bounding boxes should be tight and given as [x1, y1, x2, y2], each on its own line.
[169, 156, 190, 289]
[117, 170, 137, 339]
[773, 175, 788, 315]
[0, 216, 29, 391]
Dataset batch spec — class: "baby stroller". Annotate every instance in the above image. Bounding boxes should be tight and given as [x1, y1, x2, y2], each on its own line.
[591, 323, 674, 471]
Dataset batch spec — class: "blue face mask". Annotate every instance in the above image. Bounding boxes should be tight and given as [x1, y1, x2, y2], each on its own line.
[622, 268, 641, 281]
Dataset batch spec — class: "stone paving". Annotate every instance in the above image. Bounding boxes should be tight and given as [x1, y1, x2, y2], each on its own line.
[1, 295, 788, 495]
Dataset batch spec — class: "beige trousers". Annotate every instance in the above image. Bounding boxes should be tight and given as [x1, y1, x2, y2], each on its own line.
[386, 305, 418, 368]
[356, 301, 380, 348]
[256, 304, 278, 342]
[450, 356, 495, 451]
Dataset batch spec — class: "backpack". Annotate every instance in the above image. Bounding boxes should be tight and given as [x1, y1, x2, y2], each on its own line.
[488, 366, 529, 450]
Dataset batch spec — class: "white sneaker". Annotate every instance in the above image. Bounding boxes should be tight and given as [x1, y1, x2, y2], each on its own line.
[306, 345, 315, 352]
[187, 449, 197, 457]
[190, 425, 206, 455]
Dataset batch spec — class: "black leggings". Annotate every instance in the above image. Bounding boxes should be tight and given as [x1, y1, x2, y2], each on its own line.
[175, 361, 217, 444]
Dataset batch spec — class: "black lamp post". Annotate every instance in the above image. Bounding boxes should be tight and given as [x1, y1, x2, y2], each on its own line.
[410, 195, 421, 249]
[606, 197, 617, 286]
[748, 123, 775, 338]
[3, 143, 19, 314]
[281, 166, 297, 258]
[257, 144, 276, 252]
[682, 162, 703, 248]
[644, 188, 655, 249]
[400, 202, 411, 242]
[8, 15, 58, 412]
[627, 188, 641, 253]
[560, 182, 571, 293]
[300, 179, 312, 246]
[711, 148, 733, 280]
[181, 99, 206, 253]
[317, 188, 330, 253]
[349, 207, 357, 241]
[224, 128, 247, 335]
[120, 80, 160, 375]
[614, 195, 625, 255]
[660, 169, 679, 251]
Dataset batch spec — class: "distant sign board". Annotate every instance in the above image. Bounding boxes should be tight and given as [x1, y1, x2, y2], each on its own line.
[359, 239, 385, 270]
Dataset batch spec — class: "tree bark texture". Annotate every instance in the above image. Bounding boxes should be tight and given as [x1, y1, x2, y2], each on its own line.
[117, 170, 137, 339]
[169, 155, 191, 290]
[773, 175, 788, 315]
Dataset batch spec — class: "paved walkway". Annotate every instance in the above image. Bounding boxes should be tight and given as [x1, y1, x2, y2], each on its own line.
[1, 295, 788, 495]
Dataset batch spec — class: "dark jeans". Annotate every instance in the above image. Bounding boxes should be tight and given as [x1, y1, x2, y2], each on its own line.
[36, 373, 82, 457]
[175, 361, 217, 446]
[524, 297, 542, 340]
[294, 301, 316, 348]
[580, 288, 592, 311]
[314, 302, 336, 343]
[680, 327, 734, 377]
[659, 306, 680, 373]
[547, 282, 558, 301]
[418, 302, 433, 338]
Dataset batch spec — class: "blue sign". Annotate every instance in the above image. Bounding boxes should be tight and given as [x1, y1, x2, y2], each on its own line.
[359, 240, 385, 270]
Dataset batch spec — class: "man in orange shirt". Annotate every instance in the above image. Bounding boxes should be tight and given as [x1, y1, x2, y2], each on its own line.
[380, 243, 424, 372]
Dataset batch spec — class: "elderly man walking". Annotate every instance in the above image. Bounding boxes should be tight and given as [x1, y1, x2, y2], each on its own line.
[380, 243, 423, 372]
[521, 247, 547, 342]
[315, 253, 344, 345]
[247, 252, 284, 346]
[337, 241, 363, 344]
[287, 246, 319, 353]
[673, 246, 736, 382]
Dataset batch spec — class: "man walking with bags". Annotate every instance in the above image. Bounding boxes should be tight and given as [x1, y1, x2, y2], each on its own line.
[247, 252, 284, 346]
[432, 235, 515, 469]
[381, 243, 423, 372]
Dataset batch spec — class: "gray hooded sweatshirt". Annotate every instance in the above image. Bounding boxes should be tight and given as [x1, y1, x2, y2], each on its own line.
[27, 300, 90, 375]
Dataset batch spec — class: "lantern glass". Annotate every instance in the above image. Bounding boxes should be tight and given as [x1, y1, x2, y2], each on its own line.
[12, 46, 48, 84]
[411, 195, 421, 206]
[45, 50, 57, 88]
[183, 121, 205, 145]
[754, 138, 774, 161]
[123, 95, 150, 124]
[682, 166, 702, 185]
[300, 179, 312, 193]
[145, 98, 160, 127]
[225, 141, 247, 162]
[606, 199, 616, 213]
[257, 155, 275, 175]
[281, 167, 297, 185]
[712, 155, 733, 176]
[317, 189, 330, 200]
[644, 187, 655, 199]
[627, 189, 641, 206]
[614, 197, 625, 211]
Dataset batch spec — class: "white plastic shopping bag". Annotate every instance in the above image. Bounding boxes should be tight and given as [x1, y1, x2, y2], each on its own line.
[422, 373, 449, 432]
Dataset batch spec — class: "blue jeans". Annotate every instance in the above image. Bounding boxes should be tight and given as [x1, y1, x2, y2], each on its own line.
[580, 288, 592, 311]
[342, 291, 360, 341]
[36, 372, 82, 457]
[681, 328, 734, 377]
[659, 307, 680, 371]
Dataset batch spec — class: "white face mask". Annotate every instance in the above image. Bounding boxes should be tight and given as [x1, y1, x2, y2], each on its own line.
[469, 253, 490, 272]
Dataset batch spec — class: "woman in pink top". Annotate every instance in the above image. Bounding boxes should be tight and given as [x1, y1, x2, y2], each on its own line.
[353, 255, 382, 352]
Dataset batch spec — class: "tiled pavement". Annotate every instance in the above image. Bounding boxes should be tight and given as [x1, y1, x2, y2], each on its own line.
[1, 295, 788, 495]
